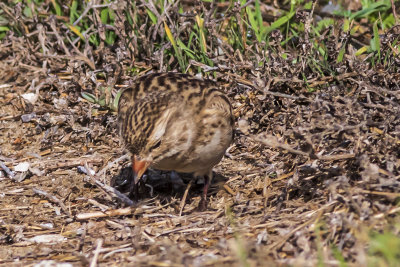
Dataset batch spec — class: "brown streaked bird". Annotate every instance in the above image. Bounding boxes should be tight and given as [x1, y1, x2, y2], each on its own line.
[118, 72, 234, 210]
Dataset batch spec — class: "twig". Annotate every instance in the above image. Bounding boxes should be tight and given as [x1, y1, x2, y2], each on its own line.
[189, 60, 219, 72]
[267, 215, 317, 251]
[263, 90, 301, 100]
[318, 153, 355, 161]
[270, 171, 294, 183]
[145, 199, 179, 214]
[90, 239, 103, 267]
[78, 223, 87, 251]
[0, 161, 16, 180]
[97, 154, 129, 177]
[253, 133, 310, 157]
[99, 243, 131, 254]
[390, 0, 398, 23]
[0, 115, 17, 121]
[374, 206, 400, 219]
[237, 80, 302, 101]
[76, 207, 136, 220]
[103, 247, 133, 259]
[179, 180, 193, 216]
[255, 133, 355, 160]
[73, 2, 112, 26]
[157, 221, 203, 237]
[45, 158, 104, 171]
[38, 54, 95, 70]
[88, 198, 110, 212]
[240, 0, 255, 10]
[5, 149, 52, 165]
[223, 184, 236, 196]
[84, 162, 135, 206]
[32, 187, 72, 218]
[360, 190, 400, 199]
[49, 17, 71, 56]
[239, 120, 356, 161]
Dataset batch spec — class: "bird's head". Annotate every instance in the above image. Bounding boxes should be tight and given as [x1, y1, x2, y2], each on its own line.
[129, 103, 195, 184]
[132, 138, 162, 184]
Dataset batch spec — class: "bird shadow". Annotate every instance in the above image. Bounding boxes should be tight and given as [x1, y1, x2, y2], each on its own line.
[111, 166, 228, 205]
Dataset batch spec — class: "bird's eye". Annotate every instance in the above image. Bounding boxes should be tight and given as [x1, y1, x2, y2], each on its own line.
[150, 141, 161, 151]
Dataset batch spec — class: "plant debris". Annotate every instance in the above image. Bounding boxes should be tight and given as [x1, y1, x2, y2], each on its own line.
[0, 0, 399, 266]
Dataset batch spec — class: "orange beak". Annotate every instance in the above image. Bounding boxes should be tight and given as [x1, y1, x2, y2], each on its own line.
[132, 155, 150, 184]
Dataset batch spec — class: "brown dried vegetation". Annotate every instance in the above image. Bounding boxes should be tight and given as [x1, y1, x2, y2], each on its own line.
[0, 1, 399, 266]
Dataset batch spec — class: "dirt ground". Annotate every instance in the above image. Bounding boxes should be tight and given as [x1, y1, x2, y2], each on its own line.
[1, 2, 400, 267]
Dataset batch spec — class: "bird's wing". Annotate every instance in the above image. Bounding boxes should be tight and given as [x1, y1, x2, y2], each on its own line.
[118, 89, 181, 155]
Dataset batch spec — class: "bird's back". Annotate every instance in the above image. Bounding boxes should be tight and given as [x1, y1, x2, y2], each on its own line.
[118, 72, 234, 169]
[119, 72, 223, 105]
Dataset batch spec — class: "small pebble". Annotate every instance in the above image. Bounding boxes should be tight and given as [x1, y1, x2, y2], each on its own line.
[77, 166, 95, 175]
[33, 260, 73, 267]
[29, 234, 66, 244]
[14, 162, 30, 172]
[21, 113, 37, 122]
[40, 223, 54, 229]
[21, 92, 38, 104]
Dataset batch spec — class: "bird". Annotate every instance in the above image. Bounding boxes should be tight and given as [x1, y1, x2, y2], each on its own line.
[117, 72, 234, 210]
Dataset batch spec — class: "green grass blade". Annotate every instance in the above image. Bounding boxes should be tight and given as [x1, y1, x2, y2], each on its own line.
[331, 245, 348, 267]
[246, 6, 260, 42]
[50, 0, 62, 16]
[177, 39, 196, 60]
[69, 0, 78, 23]
[100, 8, 109, 24]
[81, 92, 97, 104]
[372, 20, 381, 61]
[349, 1, 391, 20]
[263, 11, 295, 38]
[0, 26, 10, 31]
[255, 0, 263, 31]
[146, 9, 157, 25]
[337, 44, 346, 63]
[164, 22, 186, 71]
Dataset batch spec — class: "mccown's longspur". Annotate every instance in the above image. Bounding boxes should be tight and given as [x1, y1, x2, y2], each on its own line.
[117, 72, 234, 210]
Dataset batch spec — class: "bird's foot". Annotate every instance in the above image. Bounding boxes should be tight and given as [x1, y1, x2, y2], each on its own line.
[197, 198, 207, 211]
[128, 181, 139, 202]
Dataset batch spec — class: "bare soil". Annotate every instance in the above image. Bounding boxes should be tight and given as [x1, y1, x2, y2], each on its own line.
[1, 2, 400, 267]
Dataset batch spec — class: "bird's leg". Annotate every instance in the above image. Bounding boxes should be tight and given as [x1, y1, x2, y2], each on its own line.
[198, 172, 212, 211]
[128, 181, 139, 201]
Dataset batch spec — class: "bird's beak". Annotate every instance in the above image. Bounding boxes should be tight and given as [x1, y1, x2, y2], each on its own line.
[132, 155, 150, 184]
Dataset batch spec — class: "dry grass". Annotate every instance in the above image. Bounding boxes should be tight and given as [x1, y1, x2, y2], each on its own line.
[0, 1, 400, 266]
